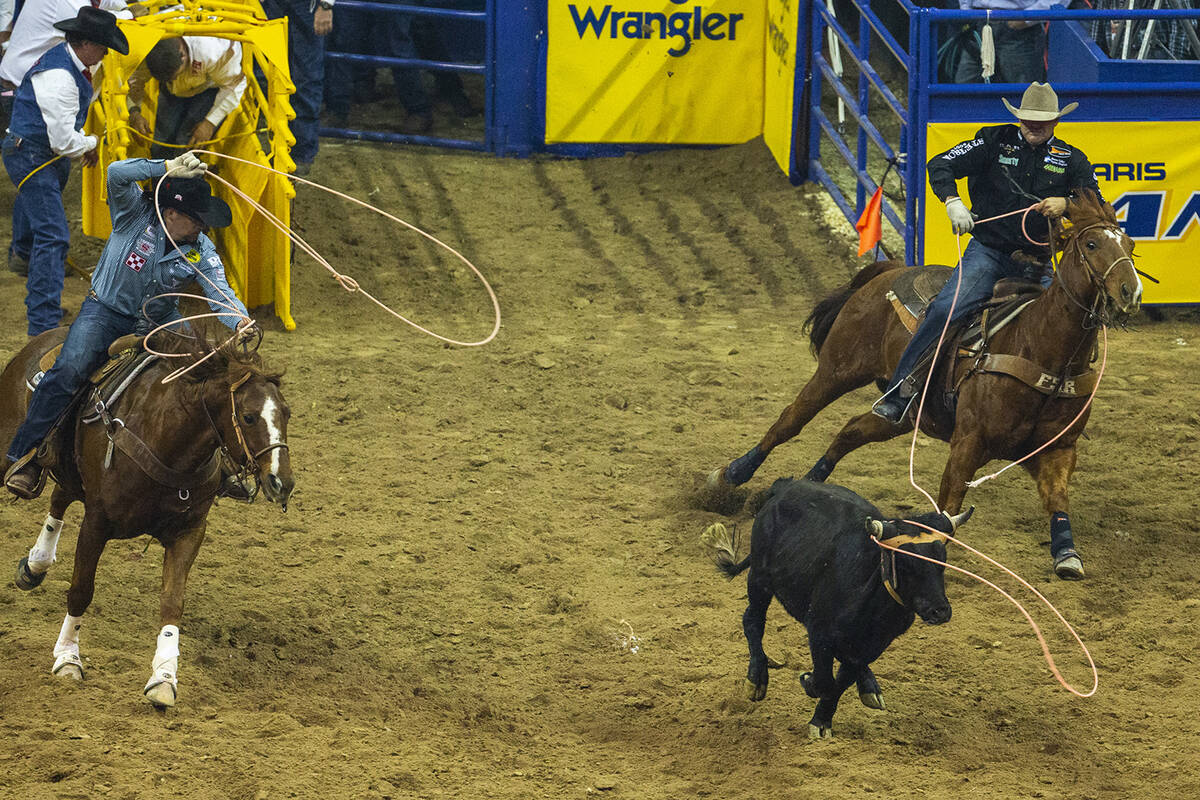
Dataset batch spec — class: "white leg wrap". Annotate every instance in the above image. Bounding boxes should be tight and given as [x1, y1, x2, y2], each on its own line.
[27, 515, 64, 574]
[146, 625, 180, 690]
[52, 614, 83, 675]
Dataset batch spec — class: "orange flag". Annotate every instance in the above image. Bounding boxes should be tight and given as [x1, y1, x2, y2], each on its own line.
[856, 187, 883, 257]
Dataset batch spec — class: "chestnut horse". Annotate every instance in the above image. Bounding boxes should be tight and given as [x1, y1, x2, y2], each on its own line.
[0, 325, 293, 707]
[708, 192, 1141, 579]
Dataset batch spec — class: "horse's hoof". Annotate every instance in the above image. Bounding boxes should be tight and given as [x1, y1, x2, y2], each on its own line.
[808, 723, 833, 740]
[800, 672, 820, 699]
[764, 651, 787, 670]
[144, 679, 177, 709]
[706, 467, 727, 489]
[1054, 551, 1085, 581]
[14, 556, 46, 591]
[744, 679, 766, 701]
[859, 691, 886, 711]
[51, 652, 84, 681]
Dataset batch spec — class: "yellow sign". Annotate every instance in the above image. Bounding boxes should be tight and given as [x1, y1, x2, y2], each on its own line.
[546, 0, 765, 143]
[924, 121, 1200, 304]
[763, 0, 799, 172]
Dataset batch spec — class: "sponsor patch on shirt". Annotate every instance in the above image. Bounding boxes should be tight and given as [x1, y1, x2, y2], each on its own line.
[1045, 155, 1068, 167]
[1048, 145, 1071, 157]
[136, 239, 154, 255]
[998, 156, 1018, 166]
[184, 249, 201, 263]
[942, 138, 983, 159]
[207, 255, 221, 268]
[1044, 163, 1065, 174]
[125, 252, 146, 272]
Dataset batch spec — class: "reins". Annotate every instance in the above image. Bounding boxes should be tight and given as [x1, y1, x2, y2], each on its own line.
[196, 370, 288, 497]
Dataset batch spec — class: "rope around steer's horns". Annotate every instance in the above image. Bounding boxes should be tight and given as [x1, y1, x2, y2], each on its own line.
[866, 506, 974, 545]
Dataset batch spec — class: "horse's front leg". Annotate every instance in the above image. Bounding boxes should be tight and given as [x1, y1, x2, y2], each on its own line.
[53, 509, 114, 680]
[144, 522, 207, 709]
[937, 433, 988, 515]
[14, 485, 75, 590]
[1025, 447, 1083, 580]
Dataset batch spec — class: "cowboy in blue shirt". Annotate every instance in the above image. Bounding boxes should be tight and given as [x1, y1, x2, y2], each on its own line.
[4, 152, 253, 499]
[3, 7, 129, 336]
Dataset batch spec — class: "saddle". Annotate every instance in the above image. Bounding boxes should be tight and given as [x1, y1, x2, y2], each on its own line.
[886, 265, 1098, 417]
[27, 334, 158, 472]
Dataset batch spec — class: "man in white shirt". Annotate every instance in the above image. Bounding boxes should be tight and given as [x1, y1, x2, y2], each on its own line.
[2, 7, 128, 335]
[0, 0, 131, 87]
[128, 35, 247, 157]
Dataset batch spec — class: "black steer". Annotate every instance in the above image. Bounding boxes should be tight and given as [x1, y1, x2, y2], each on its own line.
[703, 478, 971, 738]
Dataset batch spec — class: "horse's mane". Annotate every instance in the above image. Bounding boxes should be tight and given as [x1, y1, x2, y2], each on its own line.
[1055, 189, 1123, 251]
[154, 319, 283, 386]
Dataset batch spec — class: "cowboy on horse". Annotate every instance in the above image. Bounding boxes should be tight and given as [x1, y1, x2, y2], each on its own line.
[4, 152, 254, 499]
[872, 82, 1103, 425]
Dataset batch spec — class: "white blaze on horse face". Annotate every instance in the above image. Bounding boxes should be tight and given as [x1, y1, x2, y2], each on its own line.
[261, 393, 285, 475]
[1101, 228, 1144, 301]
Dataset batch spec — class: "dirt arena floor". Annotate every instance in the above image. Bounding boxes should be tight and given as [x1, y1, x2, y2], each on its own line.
[1, 139, 1199, 800]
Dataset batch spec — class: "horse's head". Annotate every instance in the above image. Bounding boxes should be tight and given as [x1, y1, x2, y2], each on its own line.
[223, 370, 294, 510]
[1055, 190, 1142, 324]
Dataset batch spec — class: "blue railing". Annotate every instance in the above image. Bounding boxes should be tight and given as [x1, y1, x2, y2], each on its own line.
[319, 0, 490, 151]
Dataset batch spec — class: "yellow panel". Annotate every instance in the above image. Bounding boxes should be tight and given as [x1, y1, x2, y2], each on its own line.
[546, 0, 765, 143]
[763, 0, 800, 173]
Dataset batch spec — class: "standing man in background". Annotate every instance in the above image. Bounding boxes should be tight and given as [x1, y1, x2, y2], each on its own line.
[260, 0, 332, 175]
[953, 0, 1066, 83]
[0, 0, 132, 89]
[2, 7, 128, 334]
[126, 35, 247, 157]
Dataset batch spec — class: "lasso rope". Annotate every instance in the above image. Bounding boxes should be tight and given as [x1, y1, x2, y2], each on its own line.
[130, 148, 500, 381]
[874, 520, 1098, 698]
[190, 148, 502, 348]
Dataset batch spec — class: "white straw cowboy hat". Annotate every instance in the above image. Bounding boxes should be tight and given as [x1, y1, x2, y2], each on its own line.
[1003, 82, 1078, 122]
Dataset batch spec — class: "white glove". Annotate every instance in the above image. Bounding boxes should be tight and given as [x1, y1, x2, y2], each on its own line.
[164, 152, 207, 178]
[945, 197, 974, 235]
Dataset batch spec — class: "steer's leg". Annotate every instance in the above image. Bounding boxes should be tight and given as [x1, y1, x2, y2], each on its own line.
[741, 568, 773, 701]
[801, 645, 855, 738]
[145, 523, 207, 709]
[856, 664, 885, 710]
[1025, 447, 1083, 580]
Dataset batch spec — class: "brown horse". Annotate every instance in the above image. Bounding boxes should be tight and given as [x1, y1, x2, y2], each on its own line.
[0, 324, 293, 707]
[708, 192, 1141, 579]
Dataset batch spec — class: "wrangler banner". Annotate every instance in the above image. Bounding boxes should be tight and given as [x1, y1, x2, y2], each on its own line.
[924, 121, 1200, 305]
[545, 0, 766, 143]
[762, 0, 800, 172]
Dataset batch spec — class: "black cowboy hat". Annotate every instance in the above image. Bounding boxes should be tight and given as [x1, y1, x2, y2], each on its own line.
[157, 175, 233, 229]
[53, 7, 130, 56]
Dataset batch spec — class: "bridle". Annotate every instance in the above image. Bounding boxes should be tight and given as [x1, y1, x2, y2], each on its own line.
[201, 371, 289, 497]
[1055, 221, 1136, 329]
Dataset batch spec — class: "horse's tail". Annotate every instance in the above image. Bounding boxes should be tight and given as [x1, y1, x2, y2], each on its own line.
[803, 260, 901, 356]
[700, 522, 750, 579]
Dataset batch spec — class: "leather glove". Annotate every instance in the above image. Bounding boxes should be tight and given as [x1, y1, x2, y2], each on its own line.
[164, 152, 207, 178]
[945, 197, 975, 235]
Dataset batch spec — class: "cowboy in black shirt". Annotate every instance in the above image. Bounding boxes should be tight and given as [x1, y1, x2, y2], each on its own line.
[873, 82, 1103, 424]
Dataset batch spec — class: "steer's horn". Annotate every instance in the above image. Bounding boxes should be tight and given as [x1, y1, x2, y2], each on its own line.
[943, 506, 975, 532]
[866, 519, 884, 538]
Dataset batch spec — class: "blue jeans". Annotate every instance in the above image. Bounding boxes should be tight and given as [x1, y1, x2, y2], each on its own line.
[7, 297, 138, 462]
[262, 0, 326, 164]
[150, 87, 219, 159]
[886, 239, 1046, 392]
[3, 132, 72, 336]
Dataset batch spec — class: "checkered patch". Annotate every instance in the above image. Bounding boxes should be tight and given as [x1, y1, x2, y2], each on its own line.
[125, 252, 146, 272]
